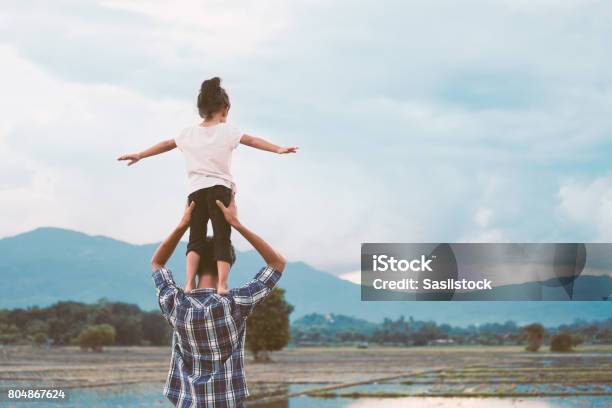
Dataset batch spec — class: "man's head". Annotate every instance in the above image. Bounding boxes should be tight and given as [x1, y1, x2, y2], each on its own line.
[196, 236, 236, 278]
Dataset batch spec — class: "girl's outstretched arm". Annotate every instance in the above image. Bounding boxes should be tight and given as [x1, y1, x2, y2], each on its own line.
[240, 134, 298, 154]
[118, 139, 177, 166]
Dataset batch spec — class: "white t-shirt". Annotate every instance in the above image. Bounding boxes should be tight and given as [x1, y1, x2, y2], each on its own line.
[174, 123, 242, 194]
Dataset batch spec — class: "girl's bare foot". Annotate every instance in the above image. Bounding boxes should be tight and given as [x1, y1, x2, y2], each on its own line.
[217, 283, 229, 295]
[216, 260, 230, 295]
[185, 279, 196, 293]
[185, 251, 200, 294]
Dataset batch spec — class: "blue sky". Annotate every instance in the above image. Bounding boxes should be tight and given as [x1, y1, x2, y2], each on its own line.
[1, 0, 611, 280]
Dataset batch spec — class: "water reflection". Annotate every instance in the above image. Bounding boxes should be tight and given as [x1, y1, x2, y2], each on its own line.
[252, 396, 611, 408]
[4, 383, 608, 408]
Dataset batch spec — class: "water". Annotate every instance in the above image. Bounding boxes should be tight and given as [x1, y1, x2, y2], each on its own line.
[2, 383, 609, 408]
[270, 397, 612, 407]
[329, 381, 612, 397]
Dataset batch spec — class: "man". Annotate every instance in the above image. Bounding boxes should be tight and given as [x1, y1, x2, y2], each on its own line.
[150, 198, 286, 407]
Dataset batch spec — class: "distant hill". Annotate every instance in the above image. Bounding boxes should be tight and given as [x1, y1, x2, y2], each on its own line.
[1, 228, 610, 326]
[292, 313, 379, 336]
[291, 313, 612, 337]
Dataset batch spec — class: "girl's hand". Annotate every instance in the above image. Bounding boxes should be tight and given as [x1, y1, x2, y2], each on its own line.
[117, 153, 141, 166]
[277, 146, 299, 154]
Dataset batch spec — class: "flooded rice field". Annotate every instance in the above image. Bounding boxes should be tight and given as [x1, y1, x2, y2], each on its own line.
[0, 346, 610, 407]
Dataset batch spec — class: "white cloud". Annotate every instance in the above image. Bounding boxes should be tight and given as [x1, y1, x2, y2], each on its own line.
[338, 270, 361, 285]
[100, 0, 293, 58]
[1, 1, 612, 275]
[474, 208, 493, 228]
[0, 45, 193, 241]
[558, 176, 612, 241]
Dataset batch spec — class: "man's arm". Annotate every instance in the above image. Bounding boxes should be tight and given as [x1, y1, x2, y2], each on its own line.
[150, 202, 195, 326]
[216, 198, 286, 315]
[215, 199, 286, 272]
[118, 139, 177, 166]
[240, 134, 298, 155]
[151, 202, 194, 270]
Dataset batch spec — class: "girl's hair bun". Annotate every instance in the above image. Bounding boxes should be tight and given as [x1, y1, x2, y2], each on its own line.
[201, 77, 221, 95]
[197, 77, 230, 118]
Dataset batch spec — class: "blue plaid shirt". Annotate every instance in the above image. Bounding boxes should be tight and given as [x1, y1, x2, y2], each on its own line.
[152, 266, 282, 408]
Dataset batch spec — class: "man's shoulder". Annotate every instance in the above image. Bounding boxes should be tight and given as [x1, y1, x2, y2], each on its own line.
[185, 291, 228, 309]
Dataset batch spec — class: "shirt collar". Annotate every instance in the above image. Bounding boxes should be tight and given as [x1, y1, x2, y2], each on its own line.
[188, 288, 216, 294]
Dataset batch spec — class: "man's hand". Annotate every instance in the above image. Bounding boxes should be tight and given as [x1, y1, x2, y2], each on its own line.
[179, 202, 196, 229]
[216, 198, 240, 228]
[277, 146, 298, 154]
[151, 201, 195, 270]
[117, 153, 141, 166]
[217, 197, 286, 273]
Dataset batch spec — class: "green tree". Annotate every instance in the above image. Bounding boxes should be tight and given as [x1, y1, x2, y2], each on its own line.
[24, 319, 49, 336]
[550, 332, 573, 352]
[246, 288, 293, 361]
[33, 332, 47, 346]
[79, 324, 116, 352]
[571, 334, 584, 347]
[142, 311, 172, 345]
[0, 323, 21, 344]
[47, 302, 92, 344]
[95, 303, 143, 345]
[522, 323, 545, 352]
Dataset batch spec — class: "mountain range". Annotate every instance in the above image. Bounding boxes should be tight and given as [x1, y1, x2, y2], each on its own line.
[1, 228, 610, 326]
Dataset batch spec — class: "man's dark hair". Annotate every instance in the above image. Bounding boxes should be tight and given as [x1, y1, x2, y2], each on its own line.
[197, 236, 236, 277]
[197, 77, 230, 119]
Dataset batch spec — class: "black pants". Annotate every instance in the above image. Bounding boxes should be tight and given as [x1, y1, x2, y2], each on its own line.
[186, 185, 233, 263]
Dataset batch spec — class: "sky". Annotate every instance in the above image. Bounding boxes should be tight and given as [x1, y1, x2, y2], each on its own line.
[1, 0, 611, 282]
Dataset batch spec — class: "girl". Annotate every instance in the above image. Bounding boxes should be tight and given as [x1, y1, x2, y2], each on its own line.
[118, 77, 297, 293]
